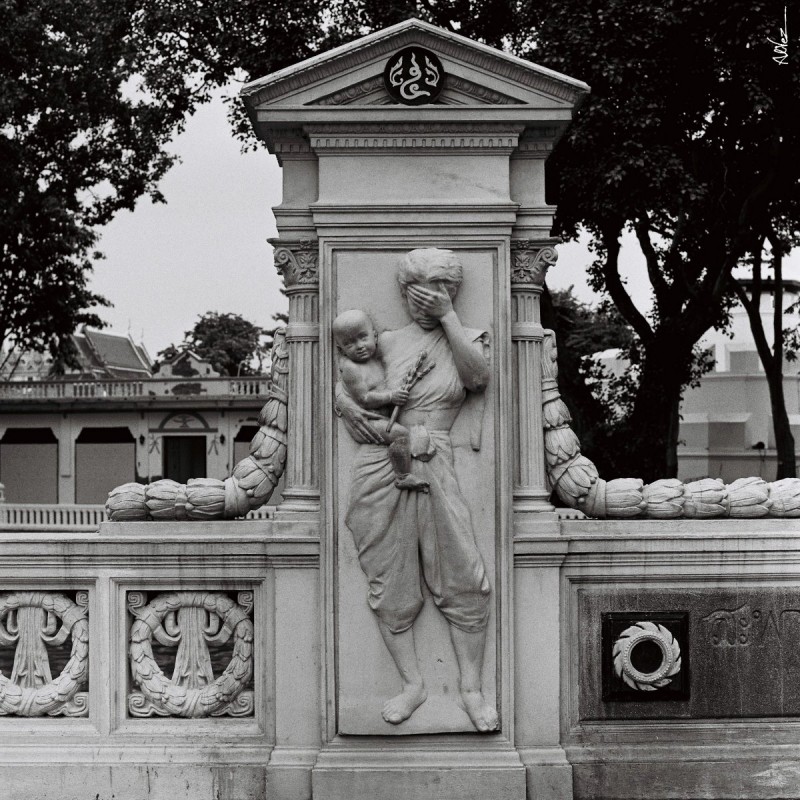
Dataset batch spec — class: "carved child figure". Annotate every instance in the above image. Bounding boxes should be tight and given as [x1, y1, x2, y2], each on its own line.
[333, 309, 429, 492]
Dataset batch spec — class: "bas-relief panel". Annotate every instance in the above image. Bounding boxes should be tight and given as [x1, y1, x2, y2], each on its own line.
[333, 248, 499, 735]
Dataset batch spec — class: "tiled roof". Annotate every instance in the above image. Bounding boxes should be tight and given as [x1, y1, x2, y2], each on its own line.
[79, 328, 152, 377]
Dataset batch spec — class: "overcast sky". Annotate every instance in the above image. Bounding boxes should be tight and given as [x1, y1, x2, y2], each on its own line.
[90, 88, 797, 358]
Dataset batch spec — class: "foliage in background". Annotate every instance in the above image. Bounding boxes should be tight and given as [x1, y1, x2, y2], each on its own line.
[0, 0, 330, 368]
[5, 0, 797, 479]
[157, 312, 266, 376]
[527, 0, 799, 480]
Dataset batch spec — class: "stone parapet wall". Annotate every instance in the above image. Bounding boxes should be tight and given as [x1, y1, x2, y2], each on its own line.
[0, 521, 319, 800]
[1, 519, 800, 798]
[548, 518, 800, 800]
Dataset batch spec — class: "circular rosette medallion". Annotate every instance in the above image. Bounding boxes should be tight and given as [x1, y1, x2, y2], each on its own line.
[384, 47, 445, 105]
[612, 621, 681, 691]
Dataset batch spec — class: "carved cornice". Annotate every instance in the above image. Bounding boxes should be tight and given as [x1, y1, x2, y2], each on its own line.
[315, 76, 386, 106]
[267, 129, 315, 164]
[270, 239, 319, 287]
[443, 75, 524, 105]
[306, 123, 522, 153]
[308, 122, 522, 135]
[510, 242, 558, 285]
[314, 73, 524, 108]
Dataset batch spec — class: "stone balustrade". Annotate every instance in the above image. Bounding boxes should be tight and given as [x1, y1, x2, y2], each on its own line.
[0, 521, 319, 798]
[0, 376, 271, 402]
[0, 503, 275, 531]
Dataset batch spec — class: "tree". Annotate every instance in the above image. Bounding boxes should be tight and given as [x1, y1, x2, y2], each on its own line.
[159, 312, 265, 376]
[541, 287, 635, 477]
[733, 228, 800, 479]
[526, 0, 799, 480]
[1, 0, 330, 366]
[320, 2, 799, 480]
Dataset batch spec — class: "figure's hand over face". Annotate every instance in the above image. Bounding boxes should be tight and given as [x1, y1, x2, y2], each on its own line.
[406, 283, 454, 321]
[390, 386, 410, 406]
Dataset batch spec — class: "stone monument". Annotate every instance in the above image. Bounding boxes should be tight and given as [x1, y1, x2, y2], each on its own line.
[237, 18, 587, 798]
[13, 16, 800, 800]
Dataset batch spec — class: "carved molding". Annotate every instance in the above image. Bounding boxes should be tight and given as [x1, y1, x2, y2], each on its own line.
[272, 239, 319, 287]
[306, 122, 522, 152]
[315, 76, 386, 106]
[612, 621, 681, 691]
[0, 591, 89, 717]
[510, 242, 558, 285]
[444, 75, 524, 105]
[128, 591, 254, 718]
[313, 73, 525, 108]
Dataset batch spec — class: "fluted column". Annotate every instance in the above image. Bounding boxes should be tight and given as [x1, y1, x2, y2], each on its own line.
[510, 240, 558, 513]
[271, 239, 320, 514]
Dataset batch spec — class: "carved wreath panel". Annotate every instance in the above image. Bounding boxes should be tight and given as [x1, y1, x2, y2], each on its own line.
[0, 591, 89, 717]
[602, 612, 689, 701]
[127, 590, 254, 718]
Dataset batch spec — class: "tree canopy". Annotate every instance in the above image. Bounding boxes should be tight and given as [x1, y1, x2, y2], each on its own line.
[528, 0, 799, 479]
[5, 0, 798, 479]
[0, 0, 329, 366]
[157, 312, 267, 376]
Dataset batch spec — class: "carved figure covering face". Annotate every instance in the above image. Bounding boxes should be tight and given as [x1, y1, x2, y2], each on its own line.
[397, 248, 463, 330]
[339, 247, 497, 732]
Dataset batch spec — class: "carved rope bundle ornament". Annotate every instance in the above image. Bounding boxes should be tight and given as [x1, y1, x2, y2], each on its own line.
[128, 591, 254, 718]
[106, 329, 289, 521]
[0, 591, 89, 717]
[612, 621, 681, 691]
[541, 329, 800, 518]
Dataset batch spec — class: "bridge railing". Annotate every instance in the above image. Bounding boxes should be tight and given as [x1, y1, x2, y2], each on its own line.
[0, 503, 275, 531]
[0, 376, 271, 401]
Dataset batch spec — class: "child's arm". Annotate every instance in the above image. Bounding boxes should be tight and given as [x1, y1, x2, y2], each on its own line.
[340, 360, 407, 409]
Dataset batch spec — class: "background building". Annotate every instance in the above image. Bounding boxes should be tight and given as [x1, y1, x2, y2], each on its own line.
[0, 329, 277, 515]
[678, 279, 800, 483]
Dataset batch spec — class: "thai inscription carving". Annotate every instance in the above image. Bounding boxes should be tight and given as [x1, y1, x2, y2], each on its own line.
[0, 591, 89, 717]
[703, 604, 800, 648]
[335, 248, 496, 732]
[128, 591, 254, 718]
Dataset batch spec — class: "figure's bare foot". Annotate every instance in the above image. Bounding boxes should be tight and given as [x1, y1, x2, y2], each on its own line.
[382, 682, 427, 724]
[460, 689, 498, 732]
[395, 474, 430, 492]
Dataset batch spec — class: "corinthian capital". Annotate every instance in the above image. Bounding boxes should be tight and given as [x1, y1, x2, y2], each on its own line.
[271, 239, 319, 287]
[510, 241, 558, 286]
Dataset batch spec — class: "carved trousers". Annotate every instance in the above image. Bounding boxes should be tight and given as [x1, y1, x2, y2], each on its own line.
[345, 431, 490, 634]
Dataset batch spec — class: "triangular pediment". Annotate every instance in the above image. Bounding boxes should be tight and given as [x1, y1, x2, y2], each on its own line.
[242, 19, 588, 113]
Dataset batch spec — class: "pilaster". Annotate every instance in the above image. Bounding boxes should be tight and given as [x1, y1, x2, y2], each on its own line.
[510, 240, 558, 514]
[57, 415, 79, 504]
[271, 239, 320, 516]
